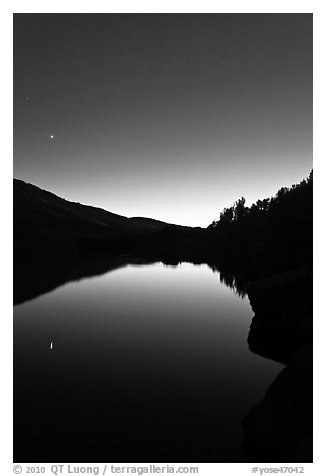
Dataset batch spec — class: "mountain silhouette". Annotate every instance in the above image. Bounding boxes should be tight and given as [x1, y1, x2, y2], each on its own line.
[13, 174, 313, 462]
[14, 178, 176, 236]
[14, 173, 312, 278]
[14, 178, 191, 263]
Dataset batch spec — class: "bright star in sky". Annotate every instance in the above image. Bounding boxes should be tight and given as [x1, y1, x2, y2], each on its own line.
[50, 134, 54, 140]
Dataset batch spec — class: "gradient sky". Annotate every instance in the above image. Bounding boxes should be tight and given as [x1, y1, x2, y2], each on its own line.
[13, 13, 312, 227]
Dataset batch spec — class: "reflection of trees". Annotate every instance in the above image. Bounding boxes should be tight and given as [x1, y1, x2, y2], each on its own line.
[209, 263, 247, 298]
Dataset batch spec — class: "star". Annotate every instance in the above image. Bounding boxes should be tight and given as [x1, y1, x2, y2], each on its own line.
[50, 134, 54, 140]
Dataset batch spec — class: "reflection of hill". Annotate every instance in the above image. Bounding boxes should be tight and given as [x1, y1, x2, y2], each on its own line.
[14, 251, 247, 306]
[14, 254, 157, 306]
[14, 173, 313, 283]
[13, 174, 313, 462]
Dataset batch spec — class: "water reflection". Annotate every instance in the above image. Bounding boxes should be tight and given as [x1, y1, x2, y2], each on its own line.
[14, 254, 247, 306]
[209, 264, 247, 298]
[14, 261, 282, 462]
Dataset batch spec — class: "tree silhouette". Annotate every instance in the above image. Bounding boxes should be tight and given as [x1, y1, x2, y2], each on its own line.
[210, 170, 312, 229]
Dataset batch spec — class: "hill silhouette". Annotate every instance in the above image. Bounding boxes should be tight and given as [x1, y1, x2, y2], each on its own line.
[201, 171, 313, 278]
[14, 173, 313, 280]
[14, 178, 188, 262]
[14, 178, 178, 235]
[101, 171, 313, 279]
[13, 173, 313, 462]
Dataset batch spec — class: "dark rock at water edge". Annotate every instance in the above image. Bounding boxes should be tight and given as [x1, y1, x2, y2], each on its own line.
[243, 266, 313, 462]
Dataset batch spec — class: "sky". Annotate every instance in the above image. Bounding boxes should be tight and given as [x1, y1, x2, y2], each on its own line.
[13, 13, 312, 227]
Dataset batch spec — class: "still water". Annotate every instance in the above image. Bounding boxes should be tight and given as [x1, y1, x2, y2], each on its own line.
[14, 262, 282, 462]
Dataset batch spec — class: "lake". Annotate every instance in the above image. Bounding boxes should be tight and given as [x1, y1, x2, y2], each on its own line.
[14, 261, 282, 462]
